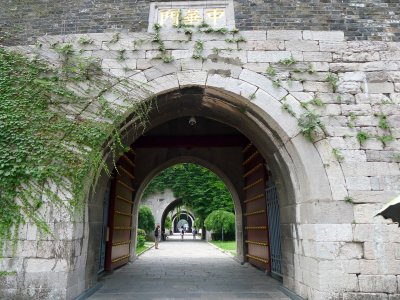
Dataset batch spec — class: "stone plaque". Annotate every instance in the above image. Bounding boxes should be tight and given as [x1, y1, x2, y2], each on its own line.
[148, 1, 235, 31]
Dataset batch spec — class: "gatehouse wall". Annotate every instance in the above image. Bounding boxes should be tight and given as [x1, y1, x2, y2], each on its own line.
[1, 0, 399, 46]
[1, 3, 400, 299]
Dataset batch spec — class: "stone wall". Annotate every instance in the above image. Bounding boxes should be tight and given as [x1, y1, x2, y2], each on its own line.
[1, 0, 399, 46]
[1, 28, 400, 300]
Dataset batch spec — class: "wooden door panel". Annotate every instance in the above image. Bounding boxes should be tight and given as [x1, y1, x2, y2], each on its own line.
[243, 143, 271, 272]
[105, 151, 136, 271]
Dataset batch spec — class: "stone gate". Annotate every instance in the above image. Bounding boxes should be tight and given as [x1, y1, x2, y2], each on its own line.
[1, 1, 400, 300]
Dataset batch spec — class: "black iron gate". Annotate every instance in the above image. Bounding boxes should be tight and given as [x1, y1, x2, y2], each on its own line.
[266, 185, 282, 278]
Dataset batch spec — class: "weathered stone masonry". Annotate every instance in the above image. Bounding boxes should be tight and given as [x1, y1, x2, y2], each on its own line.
[2, 27, 400, 300]
[1, 0, 400, 46]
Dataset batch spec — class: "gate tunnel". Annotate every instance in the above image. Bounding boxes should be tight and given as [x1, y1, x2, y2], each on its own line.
[85, 86, 332, 294]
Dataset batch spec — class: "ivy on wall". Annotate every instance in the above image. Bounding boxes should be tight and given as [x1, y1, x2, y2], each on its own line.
[0, 47, 154, 252]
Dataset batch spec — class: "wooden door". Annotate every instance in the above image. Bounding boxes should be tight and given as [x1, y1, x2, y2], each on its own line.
[242, 143, 271, 272]
[105, 150, 136, 271]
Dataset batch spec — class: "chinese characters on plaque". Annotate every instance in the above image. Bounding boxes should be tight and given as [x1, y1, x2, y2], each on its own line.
[158, 8, 226, 28]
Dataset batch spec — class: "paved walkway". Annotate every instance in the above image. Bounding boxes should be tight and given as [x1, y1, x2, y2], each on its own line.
[88, 235, 289, 300]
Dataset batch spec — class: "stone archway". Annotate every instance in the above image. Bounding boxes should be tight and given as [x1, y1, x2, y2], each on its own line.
[83, 80, 335, 299]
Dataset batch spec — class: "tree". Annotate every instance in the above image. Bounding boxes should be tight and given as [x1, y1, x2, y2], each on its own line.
[143, 163, 234, 222]
[164, 216, 172, 231]
[138, 205, 155, 234]
[204, 210, 235, 241]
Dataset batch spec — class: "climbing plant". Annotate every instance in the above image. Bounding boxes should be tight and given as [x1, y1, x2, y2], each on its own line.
[0, 46, 155, 252]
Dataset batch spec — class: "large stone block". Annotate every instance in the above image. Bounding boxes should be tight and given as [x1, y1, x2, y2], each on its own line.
[247, 50, 292, 62]
[299, 224, 353, 241]
[319, 271, 359, 292]
[334, 52, 380, 63]
[359, 275, 397, 293]
[143, 61, 180, 81]
[344, 293, 388, 300]
[285, 40, 319, 52]
[303, 51, 332, 62]
[241, 40, 284, 51]
[147, 74, 179, 95]
[380, 51, 400, 61]
[337, 82, 362, 94]
[301, 240, 363, 260]
[349, 191, 398, 204]
[367, 82, 395, 94]
[239, 30, 266, 41]
[207, 74, 257, 100]
[303, 81, 333, 92]
[303, 30, 345, 42]
[177, 71, 207, 87]
[239, 69, 288, 99]
[202, 59, 242, 78]
[319, 41, 347, 52]
[341, 162, 400, 177]
[267, 30, 302, 40]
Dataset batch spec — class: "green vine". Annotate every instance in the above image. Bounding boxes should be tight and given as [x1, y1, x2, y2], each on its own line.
[297, 110, 325, 142]
[192, 40, 204, 60]
[0, 46, 155, 253]
[152, 23, 175, 63]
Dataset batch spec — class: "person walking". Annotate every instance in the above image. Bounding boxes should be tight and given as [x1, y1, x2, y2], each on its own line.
[180, 226, 184, 241]
[154, 224, 160, 249]
[192, 227, 197, 240]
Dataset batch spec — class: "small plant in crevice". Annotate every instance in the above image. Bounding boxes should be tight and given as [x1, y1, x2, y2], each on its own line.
[151, 23, 175, 63]
[356, 131, 369, 145]
[279, 57, 296, 67]
[132, 39, 144, 50]
[266, 65, 276, 77]
[300, 101, 309, 109]
[123, 67, 133, 73]
[393, 153, 400, 163]
[376, 113, 390, 130]
[184, 28, 193, 41]
[109, 33, 120, 44]
[117, 49, 127, 61]
[377, 134, 394, 147]
[309, 97, 325, 107]
[347, 112, 357, 128]
[344, 196, 354, 204]
[307, 63, 315, 74]
[55, 43, 74, 56]
[78, 36, 94, 45]
[281, 100, 296, 117]
[212, 47, 221, 55]
[225, 36, 246, 44]
[161, 55, 174, 63]
[272, 79, 281, 88]
[249, 92, 256, 100]
[326, 73, 339, 92]
[192, 40, 204, 60]
[375, 112, 393, 147]
[297, 110, 325, 142]
[332, 148, 344, 162]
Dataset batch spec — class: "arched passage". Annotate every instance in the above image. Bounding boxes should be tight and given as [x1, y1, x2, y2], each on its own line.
[159, 198, 196, 235]
[85, 84, 334, 297]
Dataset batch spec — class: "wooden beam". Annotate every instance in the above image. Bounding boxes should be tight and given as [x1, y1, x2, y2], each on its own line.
[133, 136, 248, 148]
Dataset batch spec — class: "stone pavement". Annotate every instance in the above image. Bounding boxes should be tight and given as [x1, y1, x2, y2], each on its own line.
[87, 235, 289, 300]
